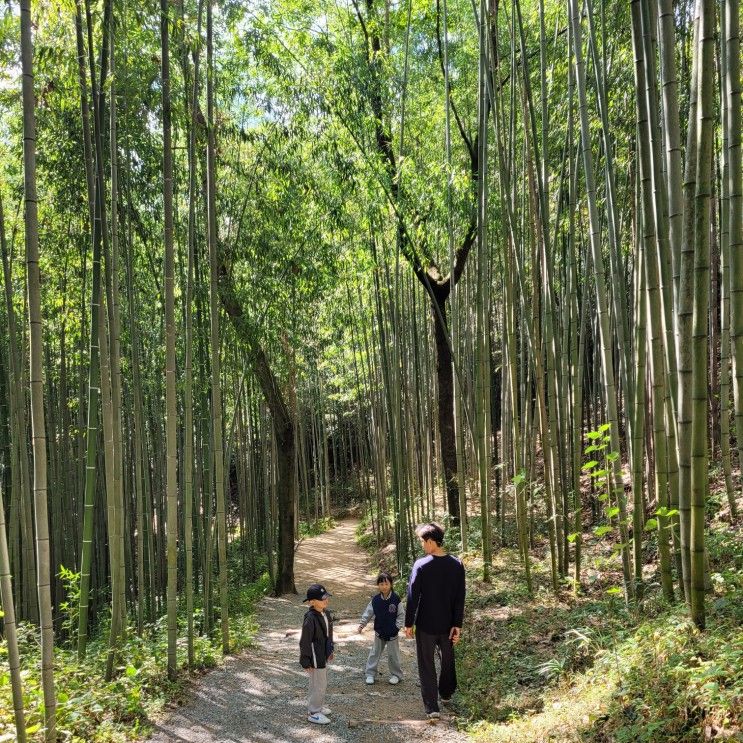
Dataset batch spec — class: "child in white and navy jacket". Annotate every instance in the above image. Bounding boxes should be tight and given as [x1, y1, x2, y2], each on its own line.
[357, 572, 404, 685]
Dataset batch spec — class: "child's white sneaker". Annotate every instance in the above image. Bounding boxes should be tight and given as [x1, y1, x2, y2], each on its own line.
[365, 675, 375, 684]
[388, 675, 400, 684]
[321, 707, 332, 715]
[308, 712, 331, 725]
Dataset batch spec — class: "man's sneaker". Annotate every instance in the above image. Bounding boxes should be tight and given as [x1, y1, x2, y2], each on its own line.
[440, 696, 452, 704]
[388, 675, 400, 685]
[365, 675, 375, 684]
[321, 707, 332, 715]
[427, 711, 441, 720]
[308, 712, 331, 725]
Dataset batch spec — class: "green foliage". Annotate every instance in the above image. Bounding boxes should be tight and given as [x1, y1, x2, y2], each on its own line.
[580, 425, 632, 577]
[354, 501, 395, 553]
[0, 572, 269, 742]
[298, 516, 336, 538]
[58, 565, 81, 638]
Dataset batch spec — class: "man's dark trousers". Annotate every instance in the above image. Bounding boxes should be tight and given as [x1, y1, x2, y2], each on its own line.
[415, 630, 456, 713]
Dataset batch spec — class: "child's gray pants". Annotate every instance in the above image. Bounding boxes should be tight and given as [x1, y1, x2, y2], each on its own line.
[307, 668, 327, 714]
[365, 635, 403, 678]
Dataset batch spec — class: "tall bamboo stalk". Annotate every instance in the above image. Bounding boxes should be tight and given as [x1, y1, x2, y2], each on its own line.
[569, 0, 633, 598]
[689, 0, 715, 630]
[720, 3, 738, 518]
[0, 479, 27, 742]
[207, 0, 229, 644]
[726, 0, 743, 512]
[20, 0, 57, 733]
[161, 0, 180, 679]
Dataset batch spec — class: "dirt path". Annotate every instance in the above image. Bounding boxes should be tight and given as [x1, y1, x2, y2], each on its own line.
[146, 520, 472, 743]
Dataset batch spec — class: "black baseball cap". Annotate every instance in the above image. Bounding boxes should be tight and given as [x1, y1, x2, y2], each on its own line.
[303, 583, 332, 602]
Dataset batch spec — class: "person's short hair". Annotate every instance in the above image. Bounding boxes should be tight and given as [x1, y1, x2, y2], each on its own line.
[415, 522, 445, 546]
[376, 572, 394, 586]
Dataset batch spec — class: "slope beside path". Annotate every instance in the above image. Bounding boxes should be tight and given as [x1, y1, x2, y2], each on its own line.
[146, 520, 472, 743]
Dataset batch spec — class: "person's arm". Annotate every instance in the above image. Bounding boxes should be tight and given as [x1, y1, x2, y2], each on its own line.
[357, 600, 374, 632]
[299, 615, 314, 670]
[449, 560, 466, 644]
[396, 601, 405, 630]
[404, 562, 422, 635]
[328, 612, 335, 661]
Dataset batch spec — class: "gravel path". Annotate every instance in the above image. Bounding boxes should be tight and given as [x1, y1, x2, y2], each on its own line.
[146, 520, 472, 743]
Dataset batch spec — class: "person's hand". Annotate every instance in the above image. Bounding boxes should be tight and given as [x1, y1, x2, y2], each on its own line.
[305, 668, 314, 674]
[449, 626, 462, 645]
[328, 653, 334, 662]
[357, 625, 364, 634]
[404, 626, 414, 639]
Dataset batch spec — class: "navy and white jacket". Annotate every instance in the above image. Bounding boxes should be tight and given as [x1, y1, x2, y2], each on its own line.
[359, 591, 405, 641]
[299, 608, 334, 669]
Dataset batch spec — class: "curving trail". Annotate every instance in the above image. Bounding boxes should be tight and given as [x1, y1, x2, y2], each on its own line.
[146, 520, 471, 743]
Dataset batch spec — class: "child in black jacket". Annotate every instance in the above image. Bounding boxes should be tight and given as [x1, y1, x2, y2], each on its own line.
[299, 583, 334, 725]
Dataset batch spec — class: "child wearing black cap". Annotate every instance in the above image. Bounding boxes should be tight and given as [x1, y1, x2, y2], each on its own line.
[299, 583, 334, 725]
[357, 572, 404, 685]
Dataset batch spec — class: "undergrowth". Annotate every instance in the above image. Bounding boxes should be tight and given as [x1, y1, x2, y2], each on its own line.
[457, 520, 743, 742]
[298, 515, 336, 538]
[0, 540, 271, 743]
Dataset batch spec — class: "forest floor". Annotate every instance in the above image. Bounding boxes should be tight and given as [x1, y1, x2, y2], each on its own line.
[145, 519, 471, 743]
[451, 492, 743, 743]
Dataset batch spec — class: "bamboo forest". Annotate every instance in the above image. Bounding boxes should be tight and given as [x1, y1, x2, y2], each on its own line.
[0, 0, 741, 739]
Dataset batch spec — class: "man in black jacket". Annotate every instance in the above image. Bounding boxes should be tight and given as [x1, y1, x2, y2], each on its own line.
[299, 584, 334, 725]
[404, 522, 466, 719]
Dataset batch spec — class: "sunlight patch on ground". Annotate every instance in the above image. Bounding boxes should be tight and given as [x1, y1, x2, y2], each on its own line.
[468, 669, 617, 743]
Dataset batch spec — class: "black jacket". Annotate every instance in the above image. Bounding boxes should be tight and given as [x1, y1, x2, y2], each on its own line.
[405, 554, 466, 634]
[299, 608, 334, 669]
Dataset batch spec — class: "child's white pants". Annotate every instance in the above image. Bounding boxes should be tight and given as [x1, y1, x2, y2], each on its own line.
[365, 635, 403, 678]
[307, 667, 327, 714]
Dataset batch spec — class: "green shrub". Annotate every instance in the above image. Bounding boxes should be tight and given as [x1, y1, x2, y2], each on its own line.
[0, 572, 270, 742]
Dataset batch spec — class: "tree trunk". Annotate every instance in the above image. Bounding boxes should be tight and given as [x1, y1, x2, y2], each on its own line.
[432, 297, 460, 523]
[219, 279, 296, 595]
